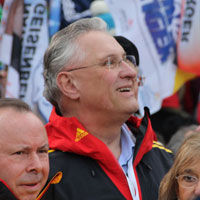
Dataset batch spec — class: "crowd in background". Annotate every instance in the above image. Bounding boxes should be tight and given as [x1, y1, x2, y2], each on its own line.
[0, 1, 200, 200]
[0, 0, 199, 151]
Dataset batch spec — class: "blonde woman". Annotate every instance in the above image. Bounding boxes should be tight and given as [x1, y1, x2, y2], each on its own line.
[159, 131, 200, 200]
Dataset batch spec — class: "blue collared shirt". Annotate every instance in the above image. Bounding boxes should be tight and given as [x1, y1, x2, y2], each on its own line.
[118, 124, 140, 200]
[118, 123, 135, 175]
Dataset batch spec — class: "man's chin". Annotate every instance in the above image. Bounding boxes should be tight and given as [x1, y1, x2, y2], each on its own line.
[128, 103, 139, 114]
[18, 194, 38, 200]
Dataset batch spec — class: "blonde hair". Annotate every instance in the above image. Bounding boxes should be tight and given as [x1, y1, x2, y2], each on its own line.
[159, 132, 200, 200]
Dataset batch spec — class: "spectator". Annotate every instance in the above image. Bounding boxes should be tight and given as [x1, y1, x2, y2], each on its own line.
[42, 17, 173, 200]
[167, 124, 200, 154]
[0, 98, 49, 200]
[159, 132, 200, 200]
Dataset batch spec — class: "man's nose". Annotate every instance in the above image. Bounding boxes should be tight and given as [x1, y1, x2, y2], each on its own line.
[27, 153, 43, 173]
[119, 60, 138, 79]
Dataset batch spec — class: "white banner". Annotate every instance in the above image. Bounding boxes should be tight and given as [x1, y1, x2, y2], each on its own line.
[105, 0, 184, 115]
[177, 0, 200, 75]
[20, 0, 52, 122]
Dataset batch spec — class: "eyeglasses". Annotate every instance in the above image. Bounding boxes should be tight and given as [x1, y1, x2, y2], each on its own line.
[66, 55, 138, 72]
[176, 174, 200, 188]
[66, 55, 145, 86]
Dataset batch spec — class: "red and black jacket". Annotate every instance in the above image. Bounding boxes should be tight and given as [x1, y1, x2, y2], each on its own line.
[41, 107, 173, 200]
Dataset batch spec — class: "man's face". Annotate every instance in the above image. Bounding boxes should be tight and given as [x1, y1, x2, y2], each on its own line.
[0, 109, 49, 200]
[72, 31, 139, 122]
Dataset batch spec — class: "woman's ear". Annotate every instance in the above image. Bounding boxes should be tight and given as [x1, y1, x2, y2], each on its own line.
[57, 71, 80, 100]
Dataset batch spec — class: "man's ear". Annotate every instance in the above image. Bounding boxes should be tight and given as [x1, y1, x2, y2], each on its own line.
[57, 72, 80, 100]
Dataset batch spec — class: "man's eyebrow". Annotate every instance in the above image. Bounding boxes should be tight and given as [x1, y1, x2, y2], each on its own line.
[15, 145, 30, 151]
[14, 144, 49, 151]
[39, 144, 49, 149]
[99, 53, 127, 60]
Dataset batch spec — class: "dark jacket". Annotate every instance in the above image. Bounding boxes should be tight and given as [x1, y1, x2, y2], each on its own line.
[0, 179, 17, 200]
[41, 107, 173, 200]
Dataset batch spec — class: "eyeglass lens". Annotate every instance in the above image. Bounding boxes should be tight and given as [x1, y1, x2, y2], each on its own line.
[177, 175, 199, 187]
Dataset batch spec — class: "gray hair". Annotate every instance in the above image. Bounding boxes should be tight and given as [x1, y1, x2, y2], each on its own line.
[43, 17, 107, 107]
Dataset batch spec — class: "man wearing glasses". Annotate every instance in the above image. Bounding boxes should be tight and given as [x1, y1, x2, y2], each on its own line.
[41, 17, 173, 200]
